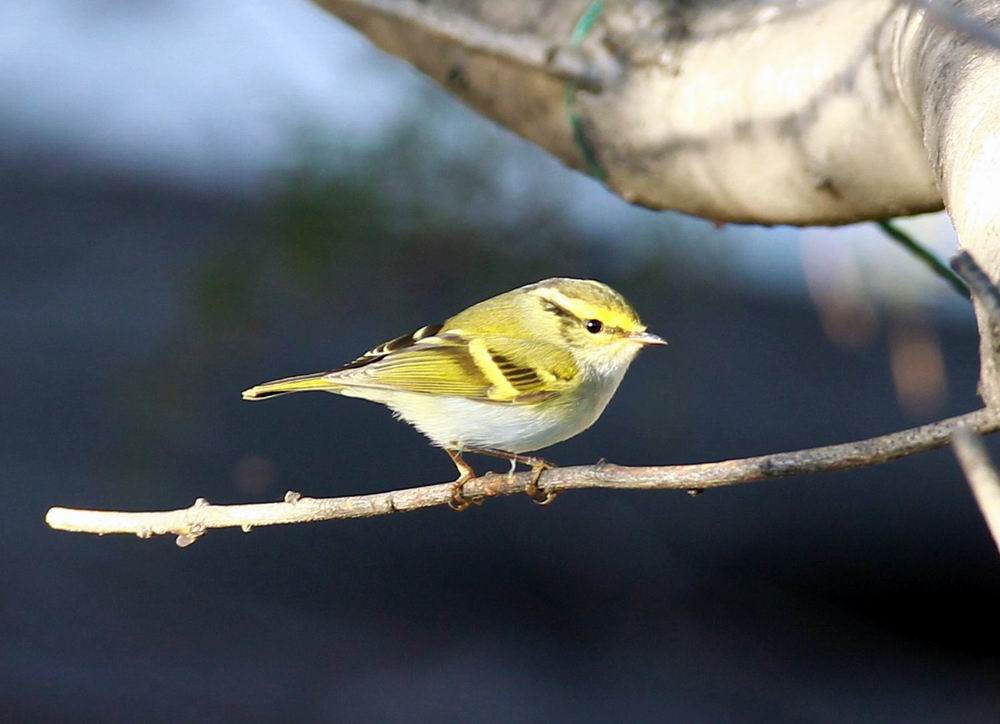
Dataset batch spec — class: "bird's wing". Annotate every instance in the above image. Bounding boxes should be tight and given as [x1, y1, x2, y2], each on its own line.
[330, 327, 578, 404]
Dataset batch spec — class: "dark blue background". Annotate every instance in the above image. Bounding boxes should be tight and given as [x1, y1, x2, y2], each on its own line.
[2, 2, 999, 719]
[2, 161, 998, 722]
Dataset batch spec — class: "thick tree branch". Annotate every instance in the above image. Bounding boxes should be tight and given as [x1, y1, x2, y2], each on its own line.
[46, 408, 999, 546]
[315, 0, 945, 223]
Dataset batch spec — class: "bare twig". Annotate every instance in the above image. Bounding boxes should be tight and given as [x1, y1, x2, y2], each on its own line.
[46, 408, 999, 545]
[323, 0, 614, 91]
[951, 428, 1000, 554]
[952, 251, 1000, 323]
[949, 251, 1000, 555]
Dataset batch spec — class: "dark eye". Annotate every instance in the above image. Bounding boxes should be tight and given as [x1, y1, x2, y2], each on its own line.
[585, 319, 603, 334]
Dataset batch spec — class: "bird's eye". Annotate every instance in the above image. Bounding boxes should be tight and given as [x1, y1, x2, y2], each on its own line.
[585, 319, 603, 334]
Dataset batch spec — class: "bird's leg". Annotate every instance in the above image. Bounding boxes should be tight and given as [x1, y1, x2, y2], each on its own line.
[445, 448, 477, 512]
[465, 447, 558, 505]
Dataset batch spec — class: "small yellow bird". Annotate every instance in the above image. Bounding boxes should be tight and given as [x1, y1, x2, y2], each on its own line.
[242, 278, 665, 508]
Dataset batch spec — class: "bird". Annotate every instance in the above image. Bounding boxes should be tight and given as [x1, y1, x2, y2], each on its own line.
[242, 278, 666, 509]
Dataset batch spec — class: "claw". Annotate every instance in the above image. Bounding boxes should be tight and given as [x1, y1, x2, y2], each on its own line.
[526, 460, 558, 505]
[446, 448, 477, 512]
[449, 477, 472, 512]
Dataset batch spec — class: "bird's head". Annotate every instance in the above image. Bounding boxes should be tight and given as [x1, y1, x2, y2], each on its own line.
[526, 278, 666, 375]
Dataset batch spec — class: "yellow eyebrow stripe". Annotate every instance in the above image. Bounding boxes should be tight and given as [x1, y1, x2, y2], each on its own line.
[533, 288, 642, 332]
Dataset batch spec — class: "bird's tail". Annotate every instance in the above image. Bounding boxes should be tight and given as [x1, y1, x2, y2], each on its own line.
[241, 372, 341, 400]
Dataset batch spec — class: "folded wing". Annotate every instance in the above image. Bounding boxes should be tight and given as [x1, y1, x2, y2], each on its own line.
[331, 328, 578, 404]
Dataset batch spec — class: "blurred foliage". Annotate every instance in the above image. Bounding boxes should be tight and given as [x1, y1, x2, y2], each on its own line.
[189, 117, 694, 334]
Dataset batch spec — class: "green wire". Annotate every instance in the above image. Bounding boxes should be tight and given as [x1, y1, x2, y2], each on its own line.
[875, 219, 970, 299]
[565, 1, 607, 183]
[569, 0, 604, 46]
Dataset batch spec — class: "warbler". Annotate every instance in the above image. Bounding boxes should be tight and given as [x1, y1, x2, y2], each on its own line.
[242, 278, 665, 508]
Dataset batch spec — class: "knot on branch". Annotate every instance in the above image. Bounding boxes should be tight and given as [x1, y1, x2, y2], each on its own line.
[175, 497, 211, 547]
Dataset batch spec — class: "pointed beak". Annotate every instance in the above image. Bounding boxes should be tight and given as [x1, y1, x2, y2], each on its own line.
[629, 331, 668, 346]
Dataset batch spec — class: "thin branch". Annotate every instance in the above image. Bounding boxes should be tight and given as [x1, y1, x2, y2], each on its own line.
[952, 251, 1000, 322]
[325, 0, 614, 92]
[949, 251, 1000, 555]
[951, 428, 1000, 555]
[46, 408, 999, 545]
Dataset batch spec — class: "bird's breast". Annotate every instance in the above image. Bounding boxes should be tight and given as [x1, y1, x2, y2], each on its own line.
[380, 366, 628, 453]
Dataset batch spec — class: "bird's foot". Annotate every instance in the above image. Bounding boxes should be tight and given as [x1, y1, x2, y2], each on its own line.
[448, 471, 474, 512]
[522, 456, 557, 505]
[445, 448, 482, 512]
[462, 448, 558, 505]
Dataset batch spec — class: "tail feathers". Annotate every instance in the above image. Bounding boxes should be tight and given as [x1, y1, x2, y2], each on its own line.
[242, 372, 339, 400]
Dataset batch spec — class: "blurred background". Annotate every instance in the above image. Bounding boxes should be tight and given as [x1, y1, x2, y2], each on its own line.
[3, 1, 999, 721]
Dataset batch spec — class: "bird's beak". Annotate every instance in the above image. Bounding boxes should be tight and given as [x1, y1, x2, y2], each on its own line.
[630, 331, 668, 346]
